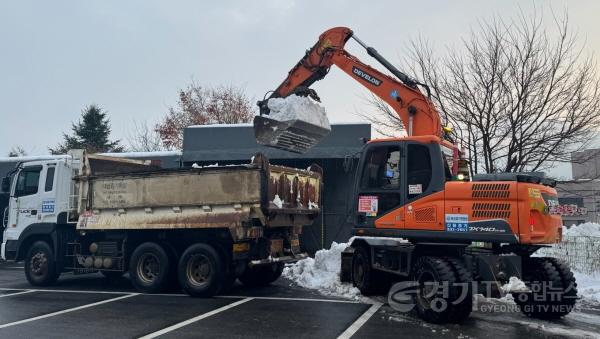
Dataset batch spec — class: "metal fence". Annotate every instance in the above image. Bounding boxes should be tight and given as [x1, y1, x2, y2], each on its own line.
[536, 236, 600, 275]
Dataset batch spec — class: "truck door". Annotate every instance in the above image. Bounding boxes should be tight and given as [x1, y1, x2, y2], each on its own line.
[354, 142, 404, 228]
[4, 165, 43, 246]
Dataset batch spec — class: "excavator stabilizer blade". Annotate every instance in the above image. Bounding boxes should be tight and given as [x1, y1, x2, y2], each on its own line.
[253, 115, 331, 153]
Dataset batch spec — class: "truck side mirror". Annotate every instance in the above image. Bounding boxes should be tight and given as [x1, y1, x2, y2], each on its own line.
[1, 177, 10, 193]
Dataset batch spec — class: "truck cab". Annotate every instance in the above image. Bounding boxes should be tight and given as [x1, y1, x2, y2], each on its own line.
[1, 157, 78, 262]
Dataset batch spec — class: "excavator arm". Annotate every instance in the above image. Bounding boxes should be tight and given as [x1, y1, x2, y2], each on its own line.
[255, 27, 443, 152]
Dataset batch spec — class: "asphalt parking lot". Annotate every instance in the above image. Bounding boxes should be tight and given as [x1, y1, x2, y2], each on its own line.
[0, 261, 599, 339]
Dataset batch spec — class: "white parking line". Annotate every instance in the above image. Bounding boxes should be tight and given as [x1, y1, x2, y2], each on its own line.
[138, 297, 254, 339]
[0, 287, 368, 304]
[218, 295, 362, 304]
[336, 302, 383, 339]
[0, 290, 36, 298]
[0, 293, 139, 329]
[0, 287, 132, 295]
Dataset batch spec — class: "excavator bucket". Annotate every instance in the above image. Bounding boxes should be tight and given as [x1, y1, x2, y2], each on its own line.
[253, 115, 331, 153]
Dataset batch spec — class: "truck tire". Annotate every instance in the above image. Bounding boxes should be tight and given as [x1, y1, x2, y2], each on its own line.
[25, 240, 60, 286]
[513, 257, 577, 319]
[129, 242, 171, 293]
[178, 243, 224, 297]
[238, 263, 284, 287]
[411, 256, 461, 324]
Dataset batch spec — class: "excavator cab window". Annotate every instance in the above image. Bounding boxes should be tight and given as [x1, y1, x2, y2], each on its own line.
[356, 145, 402, 226]
[360, 146, 400, 190]
[406, 144, 432, 200]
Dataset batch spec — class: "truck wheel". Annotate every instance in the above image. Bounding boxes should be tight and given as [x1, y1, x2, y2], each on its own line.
[239, 263, 284, 287]
[411, 256, 461, 324]
[25, 241, 60, 286]
[513, 257, 578, 319]
[178, 243, 224, 297]
[129, 242, 171, 293]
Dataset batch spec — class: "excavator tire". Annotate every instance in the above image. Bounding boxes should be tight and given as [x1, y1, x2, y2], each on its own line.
[411, 256, 463, 324]
[351, 245, 390, 296]
[513, 257, 578, 319]
[445, 258, 473, 323]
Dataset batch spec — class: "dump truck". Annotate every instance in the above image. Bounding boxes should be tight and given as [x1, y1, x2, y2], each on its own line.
[0, 150, 322, 296]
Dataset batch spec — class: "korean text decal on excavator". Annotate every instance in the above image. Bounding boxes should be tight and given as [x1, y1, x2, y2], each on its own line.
[254, 27, 576, 324]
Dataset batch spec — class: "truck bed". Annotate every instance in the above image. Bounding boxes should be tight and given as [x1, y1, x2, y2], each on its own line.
[75, 153, 322, 231]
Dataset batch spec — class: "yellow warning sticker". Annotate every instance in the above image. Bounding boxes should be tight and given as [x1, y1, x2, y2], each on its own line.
[528, 188, 541, 199]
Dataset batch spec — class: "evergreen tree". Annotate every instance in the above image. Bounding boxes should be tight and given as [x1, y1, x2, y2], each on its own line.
[50, 105, 123, 154]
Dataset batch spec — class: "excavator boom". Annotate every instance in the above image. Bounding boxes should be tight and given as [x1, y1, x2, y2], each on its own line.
[254, 27, 443, 153]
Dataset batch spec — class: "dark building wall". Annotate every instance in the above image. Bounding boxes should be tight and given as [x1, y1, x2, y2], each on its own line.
[181, 123, 370, 254]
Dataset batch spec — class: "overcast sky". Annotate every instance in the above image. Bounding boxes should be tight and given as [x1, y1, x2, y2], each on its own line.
[1, 0, 599, 178]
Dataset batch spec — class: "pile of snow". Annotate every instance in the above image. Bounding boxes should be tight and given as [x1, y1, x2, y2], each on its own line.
[563, 222, 600, 237]
[501, 276, 528, 293]
[267, 95, 331, 130]
[282, 242, 361, 300]
[574, 271, 600, 304]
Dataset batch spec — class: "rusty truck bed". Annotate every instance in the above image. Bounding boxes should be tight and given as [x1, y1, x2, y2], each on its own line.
[74, 153, 322, 231]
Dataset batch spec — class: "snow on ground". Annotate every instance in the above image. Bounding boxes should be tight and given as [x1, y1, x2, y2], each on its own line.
[574, 271, 600, 305]
[283, 237, 409, 301]
[564, 222, 600, 237]
[266, 95, 331, 130]
[282, 241, 362, 300]
[501, 276, 528, 293]
[285, 235, 600, 307]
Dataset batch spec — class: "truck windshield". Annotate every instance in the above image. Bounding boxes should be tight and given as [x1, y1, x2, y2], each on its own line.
[15, 166, 42, 197]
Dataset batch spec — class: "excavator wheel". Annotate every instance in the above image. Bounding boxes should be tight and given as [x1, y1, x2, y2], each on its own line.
[444, 258, 473, 323]
[513, 257, 578, 319]
[350, 245, 390, 296]
[411, 256, 468, 324]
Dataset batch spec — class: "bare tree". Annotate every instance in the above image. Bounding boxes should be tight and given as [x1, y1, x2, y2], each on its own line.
[356, 93, 405, 137]
[127, 120, 168, 152]
[8, 146, 27, 157]
[156, 83, 255, 149]
[364, 10, 600, 174]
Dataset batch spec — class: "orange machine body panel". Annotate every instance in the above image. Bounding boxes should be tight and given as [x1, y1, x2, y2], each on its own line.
[374, 179, 562, 245]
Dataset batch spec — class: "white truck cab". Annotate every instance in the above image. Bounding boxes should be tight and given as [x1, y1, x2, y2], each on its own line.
[1, 156, 79, 261]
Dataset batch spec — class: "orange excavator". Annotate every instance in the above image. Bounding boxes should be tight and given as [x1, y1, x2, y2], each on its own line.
[254, 27, 577, 323]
